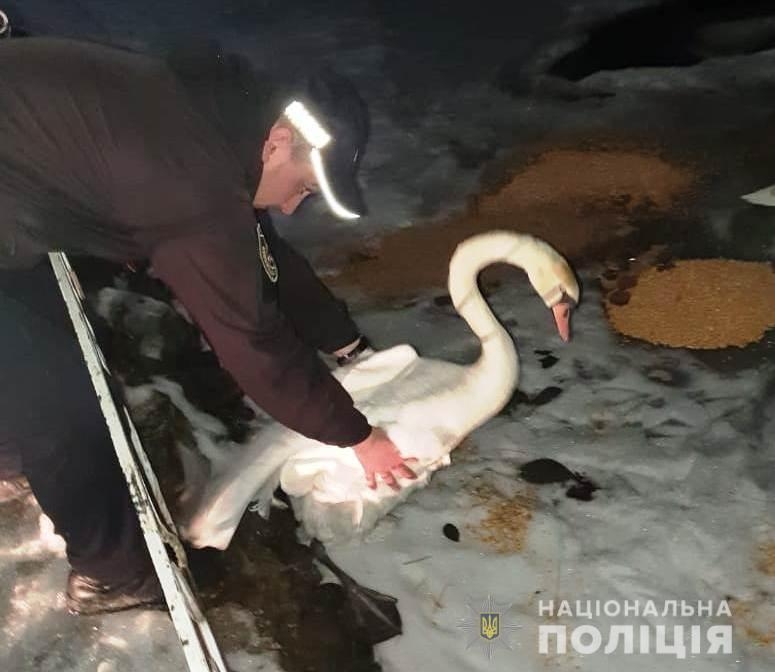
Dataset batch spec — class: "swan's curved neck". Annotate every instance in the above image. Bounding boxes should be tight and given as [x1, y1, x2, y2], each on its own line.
[444, 233, 537, 423]
[449, 233, 534, 343]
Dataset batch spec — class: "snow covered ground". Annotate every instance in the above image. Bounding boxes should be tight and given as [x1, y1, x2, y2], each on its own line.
[147, 267, 774, 671]
[0, 492, 284, 671]
[330, 278, 775, 671]
[2, 0, 775, 670]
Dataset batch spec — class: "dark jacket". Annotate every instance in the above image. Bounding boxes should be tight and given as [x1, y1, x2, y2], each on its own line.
[0, 37, 371, 446]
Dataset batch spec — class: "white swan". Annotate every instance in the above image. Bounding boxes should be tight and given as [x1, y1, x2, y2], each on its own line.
[742, 184, 775, 206]
[181, 230, 580, 547]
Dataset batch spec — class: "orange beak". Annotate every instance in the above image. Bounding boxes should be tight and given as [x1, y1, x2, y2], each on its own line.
[552, 301, 573, 342]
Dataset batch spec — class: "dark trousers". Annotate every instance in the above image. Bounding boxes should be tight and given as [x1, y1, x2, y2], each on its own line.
[0, 259, 150, 584]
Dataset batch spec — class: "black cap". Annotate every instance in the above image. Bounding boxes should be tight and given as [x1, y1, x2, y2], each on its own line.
[292, 68, 370, 218]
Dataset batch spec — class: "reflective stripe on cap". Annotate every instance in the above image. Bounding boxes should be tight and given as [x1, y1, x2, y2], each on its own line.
[310, 148, 360, 220]
[284, 101, 331, 149]
[284, 100, 360, 220]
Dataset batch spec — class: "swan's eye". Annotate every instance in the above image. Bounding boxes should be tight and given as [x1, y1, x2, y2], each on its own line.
[559, 290, 577, 308]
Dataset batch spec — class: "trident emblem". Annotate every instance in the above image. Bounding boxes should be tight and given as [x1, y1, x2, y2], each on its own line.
[480, 613, 500, 640]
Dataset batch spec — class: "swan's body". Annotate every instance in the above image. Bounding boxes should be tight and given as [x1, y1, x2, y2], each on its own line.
[182, 230, 579, 547]
[742, 184, 775, 206]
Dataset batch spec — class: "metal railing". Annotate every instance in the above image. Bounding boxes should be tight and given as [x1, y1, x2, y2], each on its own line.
[49, 252, 228, 672]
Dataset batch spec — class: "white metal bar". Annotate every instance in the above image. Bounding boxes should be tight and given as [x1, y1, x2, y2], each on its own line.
[48, 252, 228, 672]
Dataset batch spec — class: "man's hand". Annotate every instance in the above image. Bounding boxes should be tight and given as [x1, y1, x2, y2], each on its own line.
[353, 427, 417, 491]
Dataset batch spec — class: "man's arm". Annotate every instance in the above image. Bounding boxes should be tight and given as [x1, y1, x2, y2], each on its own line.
[149, 224, 371, 447]
[257, 216, 360, 354]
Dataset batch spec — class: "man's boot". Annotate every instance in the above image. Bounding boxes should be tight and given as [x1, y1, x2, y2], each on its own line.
[66, 569, 166, 616]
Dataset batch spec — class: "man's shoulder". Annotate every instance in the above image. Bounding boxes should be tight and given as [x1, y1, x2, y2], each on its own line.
[0, 36, 175, 109]
[0, 36, 160, 73]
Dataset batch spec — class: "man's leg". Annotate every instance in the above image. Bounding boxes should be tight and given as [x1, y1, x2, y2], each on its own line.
[0, 259, 162, 613]
[17, 396, 151, 586]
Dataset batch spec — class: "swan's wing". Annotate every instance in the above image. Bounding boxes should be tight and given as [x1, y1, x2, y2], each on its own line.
[180, 423, 321, 549]
[351, 356, 467, 425]
[182, 350, 476, 548]
[336, 344, 419, 396]
[742, 184, 775, 206]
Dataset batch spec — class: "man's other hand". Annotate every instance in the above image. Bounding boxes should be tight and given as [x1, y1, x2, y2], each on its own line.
[353, 427, 417, 491]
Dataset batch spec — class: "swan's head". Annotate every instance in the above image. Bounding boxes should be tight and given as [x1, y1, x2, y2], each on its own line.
[523, 240, 580, 342]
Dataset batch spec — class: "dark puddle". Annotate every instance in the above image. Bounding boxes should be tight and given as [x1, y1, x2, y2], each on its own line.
[534, 349, 559, 369]
[443, 523, 461, 542]
[549, 0, 775, 82]
[520, 458, 599, 501]
[500, 386, 563, 415]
